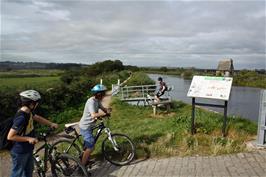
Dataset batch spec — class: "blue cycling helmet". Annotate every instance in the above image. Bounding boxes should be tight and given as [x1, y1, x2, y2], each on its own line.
[91, 84, 107, 93]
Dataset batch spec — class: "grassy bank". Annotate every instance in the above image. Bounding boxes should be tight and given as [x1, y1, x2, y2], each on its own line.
[92, 99, 257, 159]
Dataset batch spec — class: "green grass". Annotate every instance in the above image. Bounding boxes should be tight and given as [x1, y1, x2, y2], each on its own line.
[0, 77, 60, 90]
[126, 72, 155, 86]
[0, 69, 64, 78]
[90, 99, 257, 159]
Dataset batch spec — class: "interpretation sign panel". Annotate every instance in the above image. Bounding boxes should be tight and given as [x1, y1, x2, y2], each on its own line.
[187, 76, 233, 101]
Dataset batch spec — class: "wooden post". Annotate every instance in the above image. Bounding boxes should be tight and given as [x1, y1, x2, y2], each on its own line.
[166, 103, 170, 113]
[153, 106, 157, 115]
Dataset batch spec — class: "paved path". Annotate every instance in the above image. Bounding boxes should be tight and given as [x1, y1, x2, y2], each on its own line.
[1, 149, 266, 176]
[88, 150, 266, 177]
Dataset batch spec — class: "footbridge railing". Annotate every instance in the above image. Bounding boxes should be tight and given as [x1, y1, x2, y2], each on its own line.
[112, 84, 173, 105]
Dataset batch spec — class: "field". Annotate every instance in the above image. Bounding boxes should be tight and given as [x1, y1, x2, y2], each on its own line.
[0, 69, 62, 90]
[0, 77, 60, 90]
[0, 69, 63, 78]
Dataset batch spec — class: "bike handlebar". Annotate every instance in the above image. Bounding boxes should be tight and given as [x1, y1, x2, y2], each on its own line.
[37, 127, 55, 141]
[96, 113, 111, 121]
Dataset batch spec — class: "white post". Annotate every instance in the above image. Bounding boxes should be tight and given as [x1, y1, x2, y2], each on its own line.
[112, 84, 114, 94]
[257, 89, 266, 146]
[100, 79, 103, 84]
[118, 79, 120, 85]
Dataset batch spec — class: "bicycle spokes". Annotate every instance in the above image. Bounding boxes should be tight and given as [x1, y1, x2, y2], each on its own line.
[55, 156, 80, 176]
[102, 134, 135, 165]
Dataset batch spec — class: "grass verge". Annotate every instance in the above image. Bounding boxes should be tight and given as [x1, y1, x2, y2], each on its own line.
[92, 98, 257, 159]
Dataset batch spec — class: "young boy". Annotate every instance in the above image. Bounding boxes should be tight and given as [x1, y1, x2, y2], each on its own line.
[79, 84, 111, 166]
[7, 90, 58, 177]
[155, 77, 168, 102]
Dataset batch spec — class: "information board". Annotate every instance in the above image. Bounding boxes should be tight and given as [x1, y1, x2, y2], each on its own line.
[187, 76, 233, 101]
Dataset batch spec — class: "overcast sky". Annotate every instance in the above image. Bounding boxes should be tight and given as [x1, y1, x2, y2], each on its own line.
[1, 0, 265, 69]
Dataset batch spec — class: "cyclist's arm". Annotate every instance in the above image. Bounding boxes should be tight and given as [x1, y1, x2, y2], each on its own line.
[91, 112, 106, 120]
[33, 114, 58, 129]
[7, 129, 38, 144]
[99, 102, 111, 114]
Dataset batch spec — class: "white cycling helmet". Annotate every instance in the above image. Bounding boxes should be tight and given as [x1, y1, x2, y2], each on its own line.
[19, 90, 41, 102]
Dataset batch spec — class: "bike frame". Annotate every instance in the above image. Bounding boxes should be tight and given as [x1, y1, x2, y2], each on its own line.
[67, 121, 115, 151]
[33, 135, 55, 174]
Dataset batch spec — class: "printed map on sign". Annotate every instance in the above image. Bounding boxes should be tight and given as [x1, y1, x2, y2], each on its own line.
[187, 76, 233, 101]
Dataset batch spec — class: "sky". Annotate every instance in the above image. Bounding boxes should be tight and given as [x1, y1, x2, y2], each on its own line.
[1, 0, 265, 69]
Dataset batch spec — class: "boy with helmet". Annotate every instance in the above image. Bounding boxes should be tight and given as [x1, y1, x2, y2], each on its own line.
[155, 77, 168, 102]
[7, 90, 58, 177]
[79, 84, 111, 166]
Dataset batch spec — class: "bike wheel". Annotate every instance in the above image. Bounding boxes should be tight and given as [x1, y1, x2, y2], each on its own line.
[52, 153, 89, 177]
[33, 157, 46, 177]
[102, 133, 135, 166]
[52, 139, 82, 158]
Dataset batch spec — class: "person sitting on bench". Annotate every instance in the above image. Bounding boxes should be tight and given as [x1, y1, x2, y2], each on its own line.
[155, 77, 167, 102]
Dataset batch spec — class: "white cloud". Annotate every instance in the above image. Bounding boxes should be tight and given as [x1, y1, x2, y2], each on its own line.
[1, 0, 265, 69]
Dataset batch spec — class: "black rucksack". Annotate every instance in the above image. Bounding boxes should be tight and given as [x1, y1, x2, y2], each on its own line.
[0, 111, 29, 150]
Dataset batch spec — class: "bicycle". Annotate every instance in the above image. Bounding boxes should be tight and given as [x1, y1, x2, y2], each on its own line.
[52, 115, 135, 166]
[33, 127, 89, 177]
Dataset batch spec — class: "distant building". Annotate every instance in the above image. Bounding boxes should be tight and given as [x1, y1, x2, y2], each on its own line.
[216, 59, 234, 76]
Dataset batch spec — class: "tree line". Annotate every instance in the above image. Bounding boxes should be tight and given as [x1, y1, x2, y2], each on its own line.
[0, 60, 130, 123]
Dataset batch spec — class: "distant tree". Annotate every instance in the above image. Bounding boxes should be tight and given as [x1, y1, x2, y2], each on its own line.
[183, 70, 194, 79]
[160, 67, 168, 72]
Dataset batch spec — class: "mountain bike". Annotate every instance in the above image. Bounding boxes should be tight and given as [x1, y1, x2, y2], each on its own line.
[33, 128, 89, 177]
[52, 115, 135, 166]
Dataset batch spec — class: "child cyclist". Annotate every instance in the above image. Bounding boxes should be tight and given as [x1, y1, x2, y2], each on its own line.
[79, 84, 111, 166]
[7, 90, 58, 177]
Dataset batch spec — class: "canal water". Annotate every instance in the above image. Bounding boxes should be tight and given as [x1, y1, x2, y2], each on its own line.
[149, 74, 262, 122]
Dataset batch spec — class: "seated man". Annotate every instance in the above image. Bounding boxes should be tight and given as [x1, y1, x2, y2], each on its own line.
[155, 77, 167, 102]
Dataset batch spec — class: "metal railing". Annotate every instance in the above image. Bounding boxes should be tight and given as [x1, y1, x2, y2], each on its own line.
[120, 85, 157, 100]
[112, 84, 173, 106]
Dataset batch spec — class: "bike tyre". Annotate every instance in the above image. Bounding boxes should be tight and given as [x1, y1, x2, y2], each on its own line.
[52, 139, 82, 158]
[102, 133, 135, 166]
[51, 153, 89, 177]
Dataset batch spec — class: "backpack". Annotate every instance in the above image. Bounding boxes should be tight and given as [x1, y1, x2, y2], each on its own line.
[0, 111, 29, 150]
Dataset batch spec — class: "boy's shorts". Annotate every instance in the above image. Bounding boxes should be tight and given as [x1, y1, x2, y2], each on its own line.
[156, 90, 165, 97]
[80, 128, 95, 149]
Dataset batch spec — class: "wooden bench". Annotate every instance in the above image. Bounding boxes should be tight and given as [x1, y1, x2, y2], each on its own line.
[151, 100, 172, 115]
